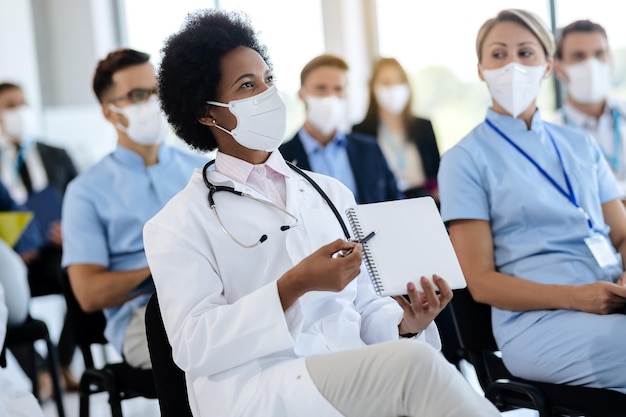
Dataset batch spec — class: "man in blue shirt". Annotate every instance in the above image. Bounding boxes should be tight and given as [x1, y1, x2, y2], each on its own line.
[62, 48, 207, 369]
[280, 54, 400, 204]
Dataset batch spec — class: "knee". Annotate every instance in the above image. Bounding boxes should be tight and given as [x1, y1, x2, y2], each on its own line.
[389, 339, 441, 365]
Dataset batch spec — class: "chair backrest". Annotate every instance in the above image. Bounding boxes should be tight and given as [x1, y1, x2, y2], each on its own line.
[449, 288, 626, 417]
[59, 271, 108, 367]
[145, 293, 193, 417]
[448, 288, 517, 391]
[449, 287, 497, 351]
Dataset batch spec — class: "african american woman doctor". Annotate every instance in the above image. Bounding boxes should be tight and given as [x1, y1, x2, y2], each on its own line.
[142, 9, 499, 417]
[439, 9, 626, 393]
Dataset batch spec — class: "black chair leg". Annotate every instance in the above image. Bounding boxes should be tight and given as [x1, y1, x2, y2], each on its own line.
[79, 390, 90, 417]
[44, 335, 66, 417]
[108, 389, 124, 417]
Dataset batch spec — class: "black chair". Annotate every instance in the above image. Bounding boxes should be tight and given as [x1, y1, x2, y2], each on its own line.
[1, 316, 66, 417]
[449, 287, 626, 417]
[145, 293, 193, 417]
[60, 273, 157, 417]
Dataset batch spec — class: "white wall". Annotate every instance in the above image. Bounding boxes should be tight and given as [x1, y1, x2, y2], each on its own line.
[0, 0, 42, 127]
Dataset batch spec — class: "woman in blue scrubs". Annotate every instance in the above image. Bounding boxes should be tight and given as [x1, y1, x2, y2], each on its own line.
[438, 8, 626, 393]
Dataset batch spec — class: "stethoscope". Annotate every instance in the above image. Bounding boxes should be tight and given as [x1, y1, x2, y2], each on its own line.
[202, 159, 351, 248]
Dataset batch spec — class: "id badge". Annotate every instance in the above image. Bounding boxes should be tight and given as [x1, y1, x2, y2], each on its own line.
[584, 233, 619, 268]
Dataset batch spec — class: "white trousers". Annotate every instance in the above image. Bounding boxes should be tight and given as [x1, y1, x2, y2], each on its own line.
[122, 304, 152, 369]
[306, 340, 500, 417]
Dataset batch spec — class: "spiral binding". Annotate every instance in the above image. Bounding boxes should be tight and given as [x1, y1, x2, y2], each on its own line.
[346, 207, 384, 294]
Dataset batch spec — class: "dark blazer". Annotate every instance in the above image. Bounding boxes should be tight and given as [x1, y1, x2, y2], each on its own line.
[0, 181, 44, 253]
[352, 116, 440, 197]
[35, 142, 78, 196]
[279, 130, 401, 204]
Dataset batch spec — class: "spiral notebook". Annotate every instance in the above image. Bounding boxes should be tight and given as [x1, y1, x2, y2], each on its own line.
[345, 196, 466, 296]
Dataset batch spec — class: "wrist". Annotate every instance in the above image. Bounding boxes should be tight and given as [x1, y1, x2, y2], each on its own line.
[277, 270, 308, 310]
[398, 320, 420, 338]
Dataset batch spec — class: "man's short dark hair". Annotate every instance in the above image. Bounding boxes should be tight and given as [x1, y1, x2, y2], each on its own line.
[0, 82, 21, 97]
[92, 48, 151, 103]
[158, 9, 270, 152]
[556, 20, 608, 59]
[300, 54, 349, 86]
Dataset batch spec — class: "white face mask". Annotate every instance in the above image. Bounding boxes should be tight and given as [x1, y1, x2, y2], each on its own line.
[1, 105, 37, 140]
[207, 86, 286, 152]
[375, 84, 410, 115]
[481, 62, 547, 118]
[109, 95, 169, 145]
[304, 95, 347, 136]
[563, 58, 611, 104]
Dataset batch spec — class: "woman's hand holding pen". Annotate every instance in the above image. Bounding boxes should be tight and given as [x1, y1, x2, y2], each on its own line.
[394, 275, 453, 335]
[277, 239, 362, 310]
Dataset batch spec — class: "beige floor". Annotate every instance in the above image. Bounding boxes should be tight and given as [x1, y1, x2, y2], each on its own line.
[6, 295, 537, 417]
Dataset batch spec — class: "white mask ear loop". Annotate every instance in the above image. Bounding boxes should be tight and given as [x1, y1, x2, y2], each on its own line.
[211, 119, 235, 137]
[108, 104, 129, 133]
[207, 100, 234, 136]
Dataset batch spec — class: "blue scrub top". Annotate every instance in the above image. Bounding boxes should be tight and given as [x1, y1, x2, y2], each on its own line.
[62, 144, 207, 351]
[438, 108, 624, 345]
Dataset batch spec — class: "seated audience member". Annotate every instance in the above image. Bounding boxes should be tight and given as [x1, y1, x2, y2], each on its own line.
[0, 281, 46, 417]
[143, 9, 500, 417]
[438, 8, 626, 393]
[0, 180, 34, 327]
[552, 19, 626, 193]
[0, 82, 79, 390]
[352, 57, 441, 201]
[61, 48, 207, 369]
[279, 54, 401, 204]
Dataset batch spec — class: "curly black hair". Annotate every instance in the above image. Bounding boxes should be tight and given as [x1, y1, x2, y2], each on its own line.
[159, 9, 271, 152]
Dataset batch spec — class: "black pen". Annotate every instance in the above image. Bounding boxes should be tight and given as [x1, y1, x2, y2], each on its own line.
[342, 230, 377, 257]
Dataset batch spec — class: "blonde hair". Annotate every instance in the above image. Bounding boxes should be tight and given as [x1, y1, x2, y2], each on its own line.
[476, 9, 555, 63]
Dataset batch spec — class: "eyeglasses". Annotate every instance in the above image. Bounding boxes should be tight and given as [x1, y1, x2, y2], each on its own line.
[108, 88, 158, 105]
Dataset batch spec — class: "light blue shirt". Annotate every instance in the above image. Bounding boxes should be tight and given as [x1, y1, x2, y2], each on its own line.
[298, 128, 358, 196]
[61, 144, 207, 352]
[438, 108, 624, 345]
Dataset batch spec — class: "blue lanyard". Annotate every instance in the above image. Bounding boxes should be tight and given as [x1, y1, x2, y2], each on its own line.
[562, 107, 621, 173]
[485, 118, 593, 229]
[14, 141, 33, 173]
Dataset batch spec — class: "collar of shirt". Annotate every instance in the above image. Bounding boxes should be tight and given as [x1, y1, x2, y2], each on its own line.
[298, 127, 347, 155]
[561, 101, 614, 131]
[486, 107, 545, 139]
[214, 150, 291, 207]
[112, 144, 172, 170]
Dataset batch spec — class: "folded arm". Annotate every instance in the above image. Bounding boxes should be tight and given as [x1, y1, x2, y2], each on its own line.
[67, 264, 151, 312]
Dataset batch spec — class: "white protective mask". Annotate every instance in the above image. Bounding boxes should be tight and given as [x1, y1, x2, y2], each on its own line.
[1, 105, 37, 140]
[207, 86, 286, 152]
[481, 62, 547, 118]
[375, 84, 411, 115]
[563, 58, 611, 104]
[109, 95, 169, 145]
[304, 95, 347, 136]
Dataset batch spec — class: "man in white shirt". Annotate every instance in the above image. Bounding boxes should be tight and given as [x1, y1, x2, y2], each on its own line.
[553, 20, 626, 193]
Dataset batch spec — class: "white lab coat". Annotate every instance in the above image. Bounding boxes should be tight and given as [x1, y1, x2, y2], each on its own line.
[143, 166, 441, 417]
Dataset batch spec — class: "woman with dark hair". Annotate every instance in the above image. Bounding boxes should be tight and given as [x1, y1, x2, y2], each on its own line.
[145, 9, 500, 417]
[352, 57, 440, 201]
